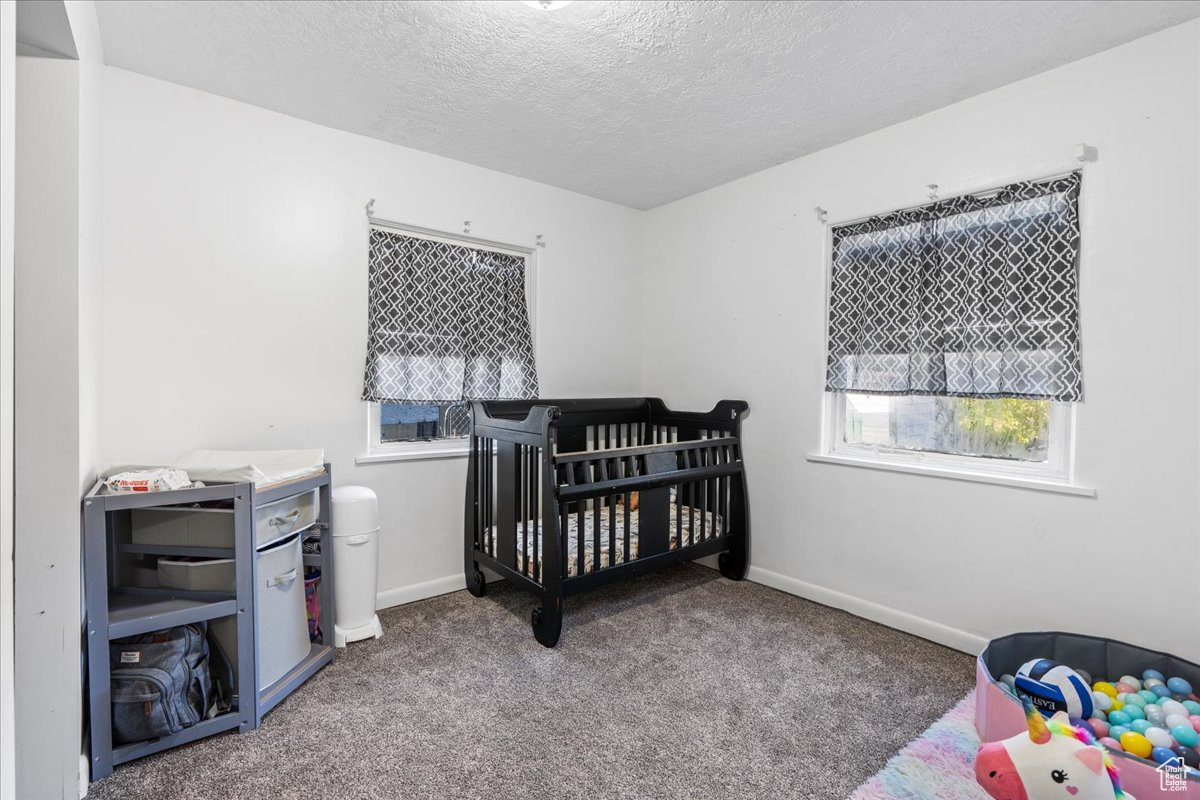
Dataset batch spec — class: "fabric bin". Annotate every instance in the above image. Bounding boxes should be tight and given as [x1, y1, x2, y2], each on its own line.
[131, 508, 233, 548]
[977, 631, 1200, 797]
[254, 534, 311, 690]
[255, 489, 319, 549]
[130, 488, 319, 550]
[157, 557, 235, 593]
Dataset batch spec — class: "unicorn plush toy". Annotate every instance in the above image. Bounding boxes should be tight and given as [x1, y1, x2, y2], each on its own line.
[976, 702, 1134, 800]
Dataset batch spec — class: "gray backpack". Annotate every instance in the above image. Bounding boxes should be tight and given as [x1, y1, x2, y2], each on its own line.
[109, 623, 229, 744]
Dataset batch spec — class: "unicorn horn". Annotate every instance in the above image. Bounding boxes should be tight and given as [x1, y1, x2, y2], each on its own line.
[1023, 699, 1051, 744]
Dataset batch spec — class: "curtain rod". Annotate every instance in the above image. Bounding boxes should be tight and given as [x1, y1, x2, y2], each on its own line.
[815, 143, 1098, 228]
[365, 201, 538, 256]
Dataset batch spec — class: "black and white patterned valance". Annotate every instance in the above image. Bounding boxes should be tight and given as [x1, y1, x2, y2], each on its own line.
[362, 228, 539, 404]
[826, 172, 1083, 401]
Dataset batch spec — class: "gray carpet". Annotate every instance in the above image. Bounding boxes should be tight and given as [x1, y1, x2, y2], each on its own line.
[88, 565, 974, 800]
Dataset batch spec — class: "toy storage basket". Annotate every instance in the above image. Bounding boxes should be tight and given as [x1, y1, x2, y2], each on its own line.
[978, 631, 1200, 797]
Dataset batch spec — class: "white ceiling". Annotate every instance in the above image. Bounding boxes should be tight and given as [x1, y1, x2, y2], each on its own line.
[95, 0, 1200, 209]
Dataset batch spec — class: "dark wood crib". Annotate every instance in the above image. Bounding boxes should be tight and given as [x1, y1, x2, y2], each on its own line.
[464, 397, 750, 646]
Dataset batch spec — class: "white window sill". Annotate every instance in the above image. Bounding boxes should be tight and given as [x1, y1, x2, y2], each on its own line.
[356, 442, 470, 465]
[806, 452, 1095, 497]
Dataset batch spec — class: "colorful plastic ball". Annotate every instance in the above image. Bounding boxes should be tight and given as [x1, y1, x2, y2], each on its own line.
[1090, 718, 1110, 738]
[1092, 709, 1107, 722]
[1167, 677, 1194, 696]
[1190, 714, 1200, 732]
[1143, 668, 1166, 683]
[1094, 681, 1119, 699]
[1092, 692, 1114, 712]
[1110, 699, 1124, 712]
[1166, 713, 1191, 730]
[1184, 700, 1200, 715]
[1152, 684, 1173, 698]
[1130, 719, 1153, 734]
[1121, 692, 1147, 709]
[1161, 700, 1189, 718]
[1152, 746, 1178, 765]
[1175, 746, 1200, 769]
[1108, 725, 1130, 741]
[1099, 736, 1123, 752]
[1114, 682, 1135, 695]
[1146, 707, 1168, 727]
[1138, 689, 1158, 704]
[1118, 674, 1142, 691]
[999, 673, 1016, 690]
[1075, 668, 1093, 686]
[1145, 726, 1174, 749]
[1120, 731, 1153, 758]
[1171, 724, 1200, 748]
[1122, 705, 1146, 721]
[1107, 710, 1133, 727]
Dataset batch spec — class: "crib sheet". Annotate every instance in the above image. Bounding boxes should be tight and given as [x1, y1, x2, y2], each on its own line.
[499, 501, 724, 578]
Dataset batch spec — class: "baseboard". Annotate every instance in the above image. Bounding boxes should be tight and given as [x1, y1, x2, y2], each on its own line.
[746, 565, 987, 656]
[376, 574, 465, 611]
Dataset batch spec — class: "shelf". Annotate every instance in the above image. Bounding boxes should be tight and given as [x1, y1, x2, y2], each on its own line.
[259, 642, 335, 717]
[107, 588, 237, 639]
[111, 711, 243, 766]
[118, 543, 236, 559]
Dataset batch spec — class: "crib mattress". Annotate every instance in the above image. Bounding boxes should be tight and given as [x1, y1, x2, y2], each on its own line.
[501, 501, 724, 578]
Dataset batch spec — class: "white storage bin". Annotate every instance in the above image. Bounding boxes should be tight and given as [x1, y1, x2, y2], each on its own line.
[255, 489, 318, 549]
[130, 488, 320, 550]
[157, 557, 235, 592]
[253, 535, 311, 690]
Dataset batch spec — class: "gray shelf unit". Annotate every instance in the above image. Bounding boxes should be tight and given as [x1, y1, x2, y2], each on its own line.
[83, 467, 336, 781]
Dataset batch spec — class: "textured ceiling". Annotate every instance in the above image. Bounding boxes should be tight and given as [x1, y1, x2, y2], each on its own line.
[95, 0, 1200, 209]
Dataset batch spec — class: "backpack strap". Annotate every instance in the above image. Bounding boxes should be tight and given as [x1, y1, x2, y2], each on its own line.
[204, 627, 235, 715]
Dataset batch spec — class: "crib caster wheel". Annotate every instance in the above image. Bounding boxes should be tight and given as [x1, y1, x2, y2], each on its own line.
[719, 550, 747, 581]
[466, 568, 486, 598]
[531, 606, 561, 648]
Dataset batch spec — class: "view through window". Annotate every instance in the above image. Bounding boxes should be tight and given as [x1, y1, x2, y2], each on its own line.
[379, 402, 470, 444]
[842, 394, 1050, 462]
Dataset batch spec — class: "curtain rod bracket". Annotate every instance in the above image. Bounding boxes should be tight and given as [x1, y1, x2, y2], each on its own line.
[365, 198, 376, 217]
[1074, 143, 1099, 163]
[463, 220, 472, 234]
[535, 234, 546, 248]
[814, 207, 828, 224]
[926, 183, 940, 201]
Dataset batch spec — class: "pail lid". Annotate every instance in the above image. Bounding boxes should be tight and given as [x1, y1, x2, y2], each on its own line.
[331, 485, 379, 536]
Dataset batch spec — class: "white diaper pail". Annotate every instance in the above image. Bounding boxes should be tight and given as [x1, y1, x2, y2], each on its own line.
[331, 485, 383, 647]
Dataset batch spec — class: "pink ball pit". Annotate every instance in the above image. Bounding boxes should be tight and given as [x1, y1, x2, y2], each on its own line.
[976, 632, 1200, 798]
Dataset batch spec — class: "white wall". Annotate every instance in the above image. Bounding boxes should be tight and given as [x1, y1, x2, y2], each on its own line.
[99, 68, 644, 604]
[15, 54, 84, 800]
[642, 20, 1200, 662]
[0, 3, 15, 797]
[13, 2, 103, 796]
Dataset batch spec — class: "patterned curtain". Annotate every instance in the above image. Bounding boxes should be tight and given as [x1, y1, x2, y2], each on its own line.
[362, 228, 539, 404]
[825, 172, 1082, 401]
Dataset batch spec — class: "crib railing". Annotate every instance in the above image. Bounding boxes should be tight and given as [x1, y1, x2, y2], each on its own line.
[469, 428, 744, 583]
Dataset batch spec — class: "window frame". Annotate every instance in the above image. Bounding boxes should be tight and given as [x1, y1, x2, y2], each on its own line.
[358, 220, 537, 464]
[819, 391, 1077, 485]
[811, 197, 1088, 495]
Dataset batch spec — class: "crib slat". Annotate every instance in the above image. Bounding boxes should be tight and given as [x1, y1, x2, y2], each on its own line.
[623, 491, 631, 562]
[592, 493, 600, 573]
[577, 502, 584, 577]
[608, 466, 617, 566]
[534, 447, 541, 582]
[675, 483, 681, 550]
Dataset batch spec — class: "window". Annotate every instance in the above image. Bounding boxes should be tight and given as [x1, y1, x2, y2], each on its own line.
[360, 223, 537, 460]
[818, 173, 1083, 489]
